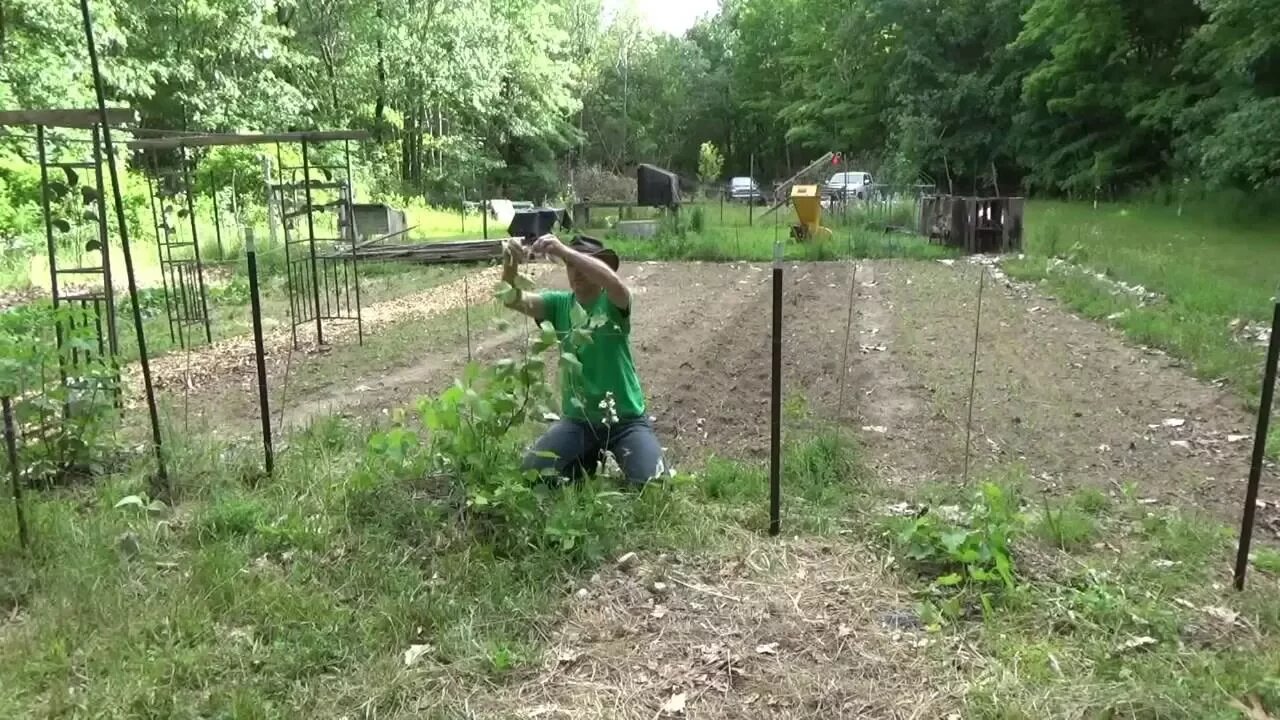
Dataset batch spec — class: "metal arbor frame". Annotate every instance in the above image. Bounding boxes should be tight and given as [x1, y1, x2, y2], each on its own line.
[143, 148, 214, 348]
[128, 130, 370, 351]
[272, 137, 365, 348]
[0, 109, 138, 395]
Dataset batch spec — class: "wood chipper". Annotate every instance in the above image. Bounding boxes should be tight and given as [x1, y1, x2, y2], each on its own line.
[789, 184, 832, 241]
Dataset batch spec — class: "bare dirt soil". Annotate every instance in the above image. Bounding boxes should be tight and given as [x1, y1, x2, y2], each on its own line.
[173, 258, 1273, 524]
[857, 259, 1276, 526]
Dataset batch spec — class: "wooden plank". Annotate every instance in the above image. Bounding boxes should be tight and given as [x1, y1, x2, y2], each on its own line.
[126, 129, 372, 150]
[338, 238, 505, 264]
[760, 152, 836, 218]
[0, 108, 137, 129]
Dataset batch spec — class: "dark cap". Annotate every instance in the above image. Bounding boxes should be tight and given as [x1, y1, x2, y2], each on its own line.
[568, 234, 620, 271]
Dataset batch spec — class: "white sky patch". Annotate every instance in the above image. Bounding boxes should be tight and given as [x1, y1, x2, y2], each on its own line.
[603, 0, 720, 36]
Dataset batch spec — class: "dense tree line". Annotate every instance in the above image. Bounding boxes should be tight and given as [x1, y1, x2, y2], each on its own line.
[2, 0, 1279, 201]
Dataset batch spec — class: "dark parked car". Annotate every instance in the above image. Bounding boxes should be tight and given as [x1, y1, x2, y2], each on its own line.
[727, 176, 766, 203]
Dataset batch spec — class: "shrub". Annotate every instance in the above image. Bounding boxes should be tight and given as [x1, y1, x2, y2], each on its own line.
[0, 302, 119, 485]
[570, 165, 635, 203]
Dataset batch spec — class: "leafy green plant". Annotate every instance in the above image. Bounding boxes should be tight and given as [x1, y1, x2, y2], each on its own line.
[350, 275, 626, 561]
[0, 302, 118, 485]
[689, 205, 706, 234]
[889, 482, 1023, 602]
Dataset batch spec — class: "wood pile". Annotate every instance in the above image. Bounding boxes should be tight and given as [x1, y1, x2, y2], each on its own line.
[331, 237, 505, 265]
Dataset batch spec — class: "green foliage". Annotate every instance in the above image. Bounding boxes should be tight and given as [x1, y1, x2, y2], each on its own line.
[1034, 499, 1099, 551]
[0, 303, 118, 485]
[349, 285, 624, 561]
[888, 483, 1023, 602]
[697, 142, 724, 187]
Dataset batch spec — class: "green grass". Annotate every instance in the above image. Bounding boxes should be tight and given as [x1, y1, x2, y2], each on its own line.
[6, 374, 1280, 717]
[0, 404, 867, 717]
[1008, 201, 1279, 400]
[955, 490, 1280, 718]
[864, 459, 1280, 717]
[585, 199, 951, 263]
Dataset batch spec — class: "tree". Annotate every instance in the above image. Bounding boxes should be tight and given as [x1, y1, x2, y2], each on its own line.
[697, 141, 724, 189]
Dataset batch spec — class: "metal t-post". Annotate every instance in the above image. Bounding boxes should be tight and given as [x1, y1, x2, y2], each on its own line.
[211, 174, 225, 258]
[79, 0, 169, 493]
[1235, 301, 1280, 590]
[244, 228, 274, 476]
[769, 238, 783, 537]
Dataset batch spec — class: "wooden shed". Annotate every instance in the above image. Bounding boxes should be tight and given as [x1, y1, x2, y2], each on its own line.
[919, 196, 1025, 253]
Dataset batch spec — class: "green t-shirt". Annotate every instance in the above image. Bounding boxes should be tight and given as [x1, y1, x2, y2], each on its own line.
[541, 290, 646, 423]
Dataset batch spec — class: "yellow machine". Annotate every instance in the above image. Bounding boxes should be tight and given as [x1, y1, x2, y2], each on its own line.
[789, 184, 831, 241]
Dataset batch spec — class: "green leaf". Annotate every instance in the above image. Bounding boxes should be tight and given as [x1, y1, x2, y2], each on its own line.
[561, 353, 582, 373]
[570, 302, 588, 328]
[935, 573, 964, 587]
[513, 274, 536, 292]
[939, 530, 969, 553]
[114, 495, 145, 509]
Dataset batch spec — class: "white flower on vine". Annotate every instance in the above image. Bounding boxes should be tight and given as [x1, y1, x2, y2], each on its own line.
[599, 391, 619, 426]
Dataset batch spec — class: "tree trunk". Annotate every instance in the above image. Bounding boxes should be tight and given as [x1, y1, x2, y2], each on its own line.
[321, 43, 340, 120]
[374, 1, 386, 136]
[414, 103, 424, 189]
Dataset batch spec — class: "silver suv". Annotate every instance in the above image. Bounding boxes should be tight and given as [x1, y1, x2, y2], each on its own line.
[824, 171, 874, 200]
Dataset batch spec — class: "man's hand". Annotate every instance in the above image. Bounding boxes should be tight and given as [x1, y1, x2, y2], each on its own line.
[530, 234, 568, 259]
[501, 237, 545, 321]
[503, 238, 525, 276]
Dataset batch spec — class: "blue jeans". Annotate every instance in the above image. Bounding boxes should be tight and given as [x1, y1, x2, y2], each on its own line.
[522, 417, 665, 487]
